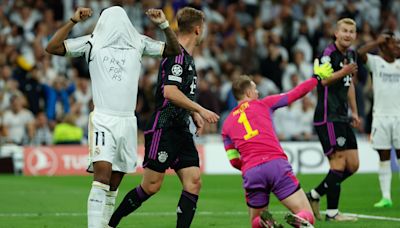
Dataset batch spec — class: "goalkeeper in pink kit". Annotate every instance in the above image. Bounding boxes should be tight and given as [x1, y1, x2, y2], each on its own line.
[221, 60, 333, 228]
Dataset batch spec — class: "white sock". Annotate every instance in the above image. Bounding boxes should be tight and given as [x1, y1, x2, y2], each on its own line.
[310, 189, 320, 199]
[102, 189, 118, 226]
[326, 209, 339, 217]
[88, 181, 110, 228]
[378, 161, 392, 200]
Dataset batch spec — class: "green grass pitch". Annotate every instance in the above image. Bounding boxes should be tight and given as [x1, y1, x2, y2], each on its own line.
[0, 173, 399, 227]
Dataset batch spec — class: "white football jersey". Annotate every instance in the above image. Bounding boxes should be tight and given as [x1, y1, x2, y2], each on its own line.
[64, 6, 164, 116]
[367, 53, 400, 116]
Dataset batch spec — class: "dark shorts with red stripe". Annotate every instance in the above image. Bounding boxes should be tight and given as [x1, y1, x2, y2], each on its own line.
[143, 127, 199, 173]
[314, 121, 358, 156]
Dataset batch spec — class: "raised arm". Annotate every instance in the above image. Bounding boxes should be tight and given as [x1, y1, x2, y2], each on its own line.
[263, 59, 333, 109]
[45, 7, 92, 56]
[161, 25, 181, 56]
[357, 35, 388, 63]
[263, 78, 318, 110]
[146, 9, 180, 56]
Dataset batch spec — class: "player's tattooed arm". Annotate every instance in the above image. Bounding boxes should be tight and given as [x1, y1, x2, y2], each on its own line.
[161, 26, 181, 56]
[46, 7, 92, 56]
[146, 9, 180, 56]
[357, 34, 390, 63]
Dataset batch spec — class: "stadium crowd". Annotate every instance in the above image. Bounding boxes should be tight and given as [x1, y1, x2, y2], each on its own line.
[0, 0, 399, 146]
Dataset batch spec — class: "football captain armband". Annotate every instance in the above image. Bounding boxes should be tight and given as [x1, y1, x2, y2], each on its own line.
[227, 149, 242, 170]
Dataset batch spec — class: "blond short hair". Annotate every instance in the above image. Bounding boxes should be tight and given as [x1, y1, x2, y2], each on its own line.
[232, 75, 253, 100]
[177, 7, 204, 34]
[336, 18, 357, 29]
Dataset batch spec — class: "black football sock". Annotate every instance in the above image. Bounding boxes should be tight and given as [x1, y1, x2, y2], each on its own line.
[176, 190, 198, 228]
[108, 185, 151, 227]
[340, 169, 354, 182]
[313, 172, 330, 197]
[326, 170, 344, 210]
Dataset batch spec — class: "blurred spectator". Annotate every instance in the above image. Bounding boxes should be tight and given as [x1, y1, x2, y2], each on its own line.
[19, 67, 45, 115]
[9, 3, 42, 38]
[304, 4, 322, 37]
[2, 95, 35, 145]
[38, 56, 58, 85]
[235, 0, 253, 28]
[292, 20, 313, 62]
[32, 111, 52, 146]
[314, 21, 335, 56]
[282, 49, 312, 91]
[43, 76, 75, 123]
[0, 113, 6, 144]
[53, 114, 83, 145]
[260, 41, 285, 90]
[274, 104, 303, 141]
[73, 77, 92, 118]
[252, 72, 279, 98]
[197, 70, 221, 134]
[0, 65, 14, 112]
[298, 96, 315, 141]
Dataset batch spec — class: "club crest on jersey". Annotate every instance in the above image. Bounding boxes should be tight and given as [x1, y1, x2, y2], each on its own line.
[336, 137, 346, 147]
[171, 64, 183, 76]
[321, 56, 331, 64]
[158, 151, 168, 163]
[343, 75, 351, 86]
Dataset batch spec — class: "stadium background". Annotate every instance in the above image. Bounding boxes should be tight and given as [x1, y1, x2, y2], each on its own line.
[0, 0, 399, 227]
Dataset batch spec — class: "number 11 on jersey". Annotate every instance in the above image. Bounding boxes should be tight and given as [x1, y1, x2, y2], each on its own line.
[238, 112, 259, 140]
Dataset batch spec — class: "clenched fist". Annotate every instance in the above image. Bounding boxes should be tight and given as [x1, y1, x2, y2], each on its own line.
[145, 9, 167, 25]
[71, 7, 92, 23]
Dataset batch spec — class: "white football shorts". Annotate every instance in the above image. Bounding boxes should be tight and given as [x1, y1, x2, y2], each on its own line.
[87, 110, 138, 173]
[371, 116, 400, 150]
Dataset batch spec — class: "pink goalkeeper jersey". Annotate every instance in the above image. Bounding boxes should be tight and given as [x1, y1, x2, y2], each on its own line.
[221, 78, 318, 174]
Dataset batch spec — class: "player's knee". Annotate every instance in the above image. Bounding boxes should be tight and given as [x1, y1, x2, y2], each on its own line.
[378, 150, 391, 161]
[297, 210, 315, 225]
[144, 181, 162, 195]
[347, 162, 359, 173]
[192, 176, 202, 192]
[184, 175, 202, 194]
[93, 176, 110, 186]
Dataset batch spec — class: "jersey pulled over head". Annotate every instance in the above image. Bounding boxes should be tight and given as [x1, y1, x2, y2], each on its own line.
[63, 6, 165, 115]
[91, 6, 140, 52]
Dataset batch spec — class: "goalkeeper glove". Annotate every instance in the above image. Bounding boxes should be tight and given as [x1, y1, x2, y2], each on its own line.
[313, 58, 333, 81]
